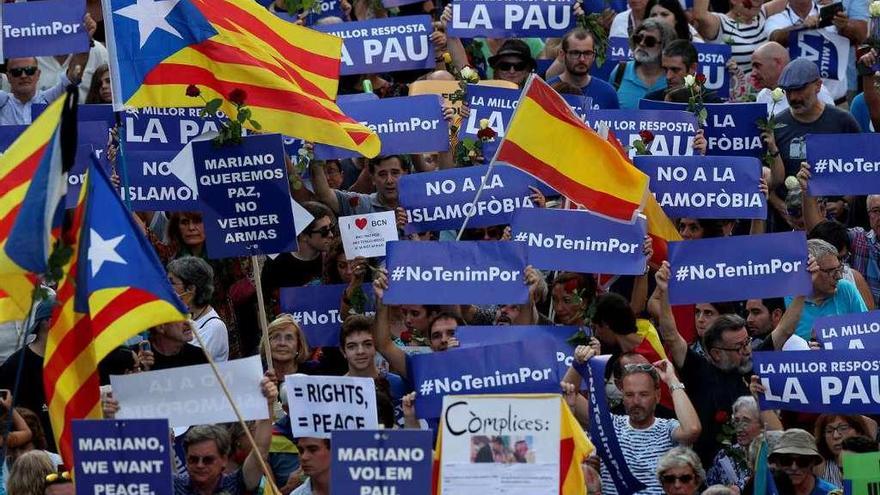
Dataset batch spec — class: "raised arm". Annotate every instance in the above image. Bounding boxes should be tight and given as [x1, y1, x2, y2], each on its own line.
[692, 0, 721, 41]
[797, 162, 825, 233]
[242, 372, 279, 491]
[308, 160, 341, 214]
[769, 294, 806, 350]
[652, 262, 688, 368]
[656, 360, 701, 445]
[372, 269, 409, 378]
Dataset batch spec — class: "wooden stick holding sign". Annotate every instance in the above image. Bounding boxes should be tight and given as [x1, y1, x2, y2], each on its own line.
[251, 255, 273, 372]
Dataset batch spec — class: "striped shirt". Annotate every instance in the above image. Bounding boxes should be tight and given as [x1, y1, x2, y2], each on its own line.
[600, 415, 680, 495]
[707, 11, 769, 74]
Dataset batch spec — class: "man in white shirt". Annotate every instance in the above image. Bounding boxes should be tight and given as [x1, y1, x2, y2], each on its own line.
[751, 41, 835, 114]
[36, 42, 110, 102]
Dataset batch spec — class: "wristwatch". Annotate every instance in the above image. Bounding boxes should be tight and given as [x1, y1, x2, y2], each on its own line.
[669, 383, 686, 392]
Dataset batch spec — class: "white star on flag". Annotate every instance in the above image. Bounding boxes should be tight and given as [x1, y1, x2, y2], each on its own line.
[88, 229, 128, 277]
[115, 0, 183, 49]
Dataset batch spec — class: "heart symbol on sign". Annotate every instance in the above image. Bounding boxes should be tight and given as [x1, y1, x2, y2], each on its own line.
[355, 218, 368, 230]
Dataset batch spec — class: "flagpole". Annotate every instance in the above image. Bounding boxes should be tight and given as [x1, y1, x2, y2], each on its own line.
[114, 115, 133, 212]
[191, 329, 280, 495]
[251, 255, 273, 371]
[456, 74, 539, 241]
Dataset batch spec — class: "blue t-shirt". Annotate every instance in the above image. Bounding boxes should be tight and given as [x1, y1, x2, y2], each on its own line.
[545, 76, 620, 109]
[609, 61, 667, 110]
[851, 93, 875, 133]
[786, 279, 868, 340]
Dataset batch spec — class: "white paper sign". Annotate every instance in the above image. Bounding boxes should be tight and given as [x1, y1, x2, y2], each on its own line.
[110, 356, 268, 428]
[285, 375, 378, 439]
[338, 210, 398, 259]
[440, 394, 561, 495]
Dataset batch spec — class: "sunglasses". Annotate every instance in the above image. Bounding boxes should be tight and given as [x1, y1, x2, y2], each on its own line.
[495, 61, 528, 72]
[773, 455, 814, 468]
[661, 474, 695, 484]
[308, 224, 336, 237]
[9, 66, 38, 78]
[633, 34, 659, 48]
[187, 455, 218, 465]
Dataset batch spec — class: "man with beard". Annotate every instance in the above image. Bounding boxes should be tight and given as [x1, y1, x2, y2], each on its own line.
[572, 347, 701, 495]
[493, 304, 520, 325]
[645, 40, 722, 102]
[546, 27, 620, 109]
[609, 18, 674, 109]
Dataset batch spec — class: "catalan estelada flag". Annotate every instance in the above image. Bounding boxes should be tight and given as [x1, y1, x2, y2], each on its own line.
[102, 0, 380, 157]
[605, 130, 681, 264]
[0, 96, 70, 324]
[496, 75, 649, 222]
[44, 158, 188, 464]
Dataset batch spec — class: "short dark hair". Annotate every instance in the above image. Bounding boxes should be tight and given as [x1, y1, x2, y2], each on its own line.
[553, 272, 598, 306]
[647, 0, 692, 40]
[367, 155, 408, 175]
[841, 435, 879, 453]
[428, 310, 464, 333]
[561, 27, 595, 52]
[592, 293, 636, 335]
[339, 314, 374, 348]
[702, 314, 747, 351]
[761, 297, 786, 315]
[184, 425, 232, 456]
[808, 220, 851, 253]
[294, 437, 331, 449]
[662, 39, 698, 68]
[300, 201, 334, 233]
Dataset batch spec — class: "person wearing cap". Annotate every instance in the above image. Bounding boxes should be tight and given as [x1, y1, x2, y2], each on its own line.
[0, 295, 57, 452]
[752, 42, 836, 115]
[767, 58, 859, 230]
[769, 429, 839, 495]
[487, 39, 535, 88]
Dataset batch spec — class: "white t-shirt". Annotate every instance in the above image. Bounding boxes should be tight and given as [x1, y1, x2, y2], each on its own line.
[191, 308, 229, 362]
[610, 10, 634, 38]
[756, 85, 836, 114]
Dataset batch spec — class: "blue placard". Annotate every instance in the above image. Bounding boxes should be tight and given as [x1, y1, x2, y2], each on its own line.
[192, 134, 297, 259]
[383, 241, 529, 305]
[331, 430, 433, 494]
[72, 418, 173, 495]
[639, 100, 765, 157]
[0, 125, 27, 153]
[313, 16, 435, 76]
[272, 0, 344, 27]
[459, 85, 593, 158]
[667, 231, 811, 305]
[805, 134, 880, 195]
[633, 155, 766, 219]
[696, 43, 731, 99]
[279, 283, 375, 347]
[68, 121, 112, 208]
[511, 207, 647, 274]
[788, 30, 847, 81]
[456, 325, 579, 384]
[382, 0, 426, 7]
[313, 95, 449, 160]
[814, 311, 880, 350]
[584, 109, 699, 157]
[121, 108, 228, 211]
[409, 339, 560, 418]
[607, 37, 632, 62]
[448, 0, 576, 38]
[1, 0, 89, 58]
[754, 350, 880, 413]
[399, 165, 543, 234]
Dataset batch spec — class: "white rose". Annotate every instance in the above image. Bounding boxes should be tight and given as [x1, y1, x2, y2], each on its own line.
[771, 87, 785, 103]
[784, 176, 800, 191]
[870, 0, 880, 17]
[460, 66, 479, 82]
[684, 74, 696, 88]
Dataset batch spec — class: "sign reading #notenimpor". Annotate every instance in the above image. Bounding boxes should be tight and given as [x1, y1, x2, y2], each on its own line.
[667, 231, 811, 304]
[2, 0, 89, 58]
[806, 134, 880, 196]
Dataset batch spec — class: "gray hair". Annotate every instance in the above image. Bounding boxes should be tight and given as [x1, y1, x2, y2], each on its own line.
[703, 486, 737, 495]
[807, 238, 838, 262]
[656, 447, 705, 485]
[183, 424, 231, 456]
[732, 395, 759, 419]
[167, 256, 215, 307]
[634, 18, 676, 48]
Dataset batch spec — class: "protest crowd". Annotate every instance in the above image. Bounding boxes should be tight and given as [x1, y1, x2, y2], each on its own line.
[1, 0, 880, 493]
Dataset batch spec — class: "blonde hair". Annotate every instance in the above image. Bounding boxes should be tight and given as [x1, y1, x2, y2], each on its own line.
[263, 314, 310, 365]
[6, 451, 53, 495]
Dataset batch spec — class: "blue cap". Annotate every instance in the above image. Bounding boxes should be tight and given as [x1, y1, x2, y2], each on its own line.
[778, 58, 820, 91]
[29, 295, 56, 334]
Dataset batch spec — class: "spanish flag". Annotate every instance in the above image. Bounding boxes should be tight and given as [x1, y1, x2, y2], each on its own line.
[103, 0, 380, 157]
[496, 75, 649, 222]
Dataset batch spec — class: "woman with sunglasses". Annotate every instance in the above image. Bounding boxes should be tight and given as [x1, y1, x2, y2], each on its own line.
[656, 447, 705, 495]
[768, 429, 838, 495]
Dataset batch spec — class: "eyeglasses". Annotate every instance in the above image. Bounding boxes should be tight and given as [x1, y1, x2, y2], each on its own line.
[187, 455, 218, 465]
[632, 34, 659, 48]
[824, 424, 852, 436]
[565, 50, 596, 59]
[818, 265, 844, 278]
[621, 363, 659, 379]
[713, 338, 753, 354]
[495, 61, 528, 72]
[773, 455, 814, 468]
[660, 474, 695, 484]
[868, 208, 880, 216]
[308, 224, 336, 237]
[9, 66, 38, 78]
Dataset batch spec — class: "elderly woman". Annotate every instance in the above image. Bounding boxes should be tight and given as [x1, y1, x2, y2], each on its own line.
[262, 314, 319, 380]
[657, 447, 705, 495]
[6, 451, 53, 495]
[706, 396, 763, 490]
[167, 256, 229, 362]
[814, 414, 874, 488]
[769, 429, 838, 495]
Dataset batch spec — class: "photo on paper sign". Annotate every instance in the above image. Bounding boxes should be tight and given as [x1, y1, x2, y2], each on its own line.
[470, 435, 536, 464]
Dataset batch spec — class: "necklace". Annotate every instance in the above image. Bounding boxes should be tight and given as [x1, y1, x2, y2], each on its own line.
[191, 306, 210, 321]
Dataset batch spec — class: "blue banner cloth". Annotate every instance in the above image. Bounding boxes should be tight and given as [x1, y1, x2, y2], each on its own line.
[805, 134, 880, 196]
[814, 311, 880, 350]
[2, 0, 89, 58]
[447, 0, 576, 38]
[584, 109, 699, 157]
[279, 283, 375, 347]
[331, 430, 433, 494]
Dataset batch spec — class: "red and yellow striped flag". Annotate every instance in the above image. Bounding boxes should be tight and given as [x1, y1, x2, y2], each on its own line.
[104, 0, 380, 157]
[496, 76, 649, 222]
